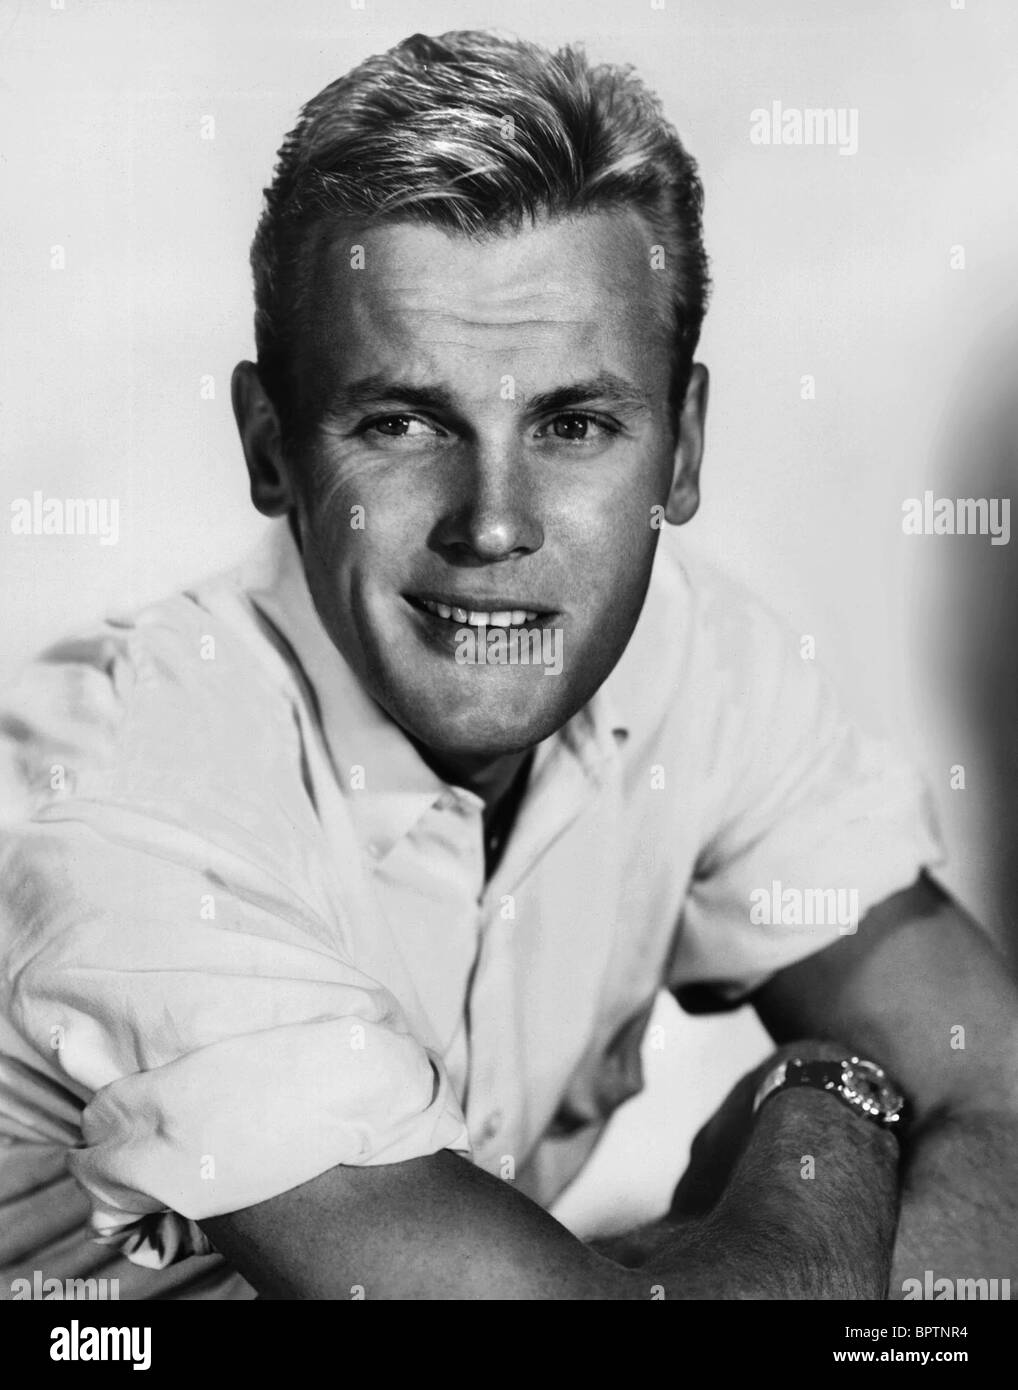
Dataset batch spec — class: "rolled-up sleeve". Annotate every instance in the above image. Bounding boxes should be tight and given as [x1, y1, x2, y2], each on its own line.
[0, 632, 469, 1269]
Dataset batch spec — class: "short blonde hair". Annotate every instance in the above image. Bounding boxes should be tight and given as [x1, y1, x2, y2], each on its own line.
[251, 30, 711, 442]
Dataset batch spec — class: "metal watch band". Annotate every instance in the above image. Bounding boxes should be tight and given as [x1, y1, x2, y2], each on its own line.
[752, 1055, 906, 1130]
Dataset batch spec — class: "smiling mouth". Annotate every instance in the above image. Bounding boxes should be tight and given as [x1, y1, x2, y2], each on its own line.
[406, 595, 553, 627]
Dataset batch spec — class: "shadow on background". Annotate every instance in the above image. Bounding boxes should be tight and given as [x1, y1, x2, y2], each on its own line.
[937, 317, 1018, 975]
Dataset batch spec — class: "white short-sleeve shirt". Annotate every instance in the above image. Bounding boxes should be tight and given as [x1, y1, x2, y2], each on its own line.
[0, 519, 943, 1298]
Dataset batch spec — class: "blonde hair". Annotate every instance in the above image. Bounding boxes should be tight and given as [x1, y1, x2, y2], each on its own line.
[251, 30, 710, 441]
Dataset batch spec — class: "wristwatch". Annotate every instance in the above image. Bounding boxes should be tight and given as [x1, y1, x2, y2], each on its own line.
[753, 1054, 907, 1132]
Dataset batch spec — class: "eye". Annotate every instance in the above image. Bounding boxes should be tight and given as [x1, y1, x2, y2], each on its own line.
[536, 412, 620, 443]
[361, 414, 445, 440]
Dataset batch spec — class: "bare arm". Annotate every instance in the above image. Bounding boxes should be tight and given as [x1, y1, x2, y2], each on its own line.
[201, 1043, 898, 1300]
[751, 873, 1018, 1297]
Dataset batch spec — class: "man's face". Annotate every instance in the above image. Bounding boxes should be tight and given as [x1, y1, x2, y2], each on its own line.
[244, 211, 705, 763]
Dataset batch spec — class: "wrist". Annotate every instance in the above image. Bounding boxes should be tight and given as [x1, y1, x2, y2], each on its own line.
[728, 1084, 899, 1295]
[763, 1083, 900, 1165]
[754, 1046, 909, 1138]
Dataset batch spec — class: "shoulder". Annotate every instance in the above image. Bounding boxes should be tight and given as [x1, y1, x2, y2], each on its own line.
[659, 538, 800, 663]
[610, 535, 806, 739]
[0, 576, 300, 824]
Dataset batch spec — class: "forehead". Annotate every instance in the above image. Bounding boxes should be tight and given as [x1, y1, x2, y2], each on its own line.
[303, 211, 673, 392]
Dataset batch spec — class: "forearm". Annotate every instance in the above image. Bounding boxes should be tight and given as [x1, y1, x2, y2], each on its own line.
[206, 1085, 898, 1299]
[890, 1105, 1018, 1297]
[600, 1088, 899, 1299]
[612, 1104, 1018, 1300]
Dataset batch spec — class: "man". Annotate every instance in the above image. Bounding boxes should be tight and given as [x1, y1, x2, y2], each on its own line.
[1, 30, 1016, 1301]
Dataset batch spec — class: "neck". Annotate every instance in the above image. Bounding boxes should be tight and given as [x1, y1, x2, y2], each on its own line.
[410, 739, 532, 814]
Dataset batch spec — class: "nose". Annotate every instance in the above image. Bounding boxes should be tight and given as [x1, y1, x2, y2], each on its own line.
[431, 443, 544, 564]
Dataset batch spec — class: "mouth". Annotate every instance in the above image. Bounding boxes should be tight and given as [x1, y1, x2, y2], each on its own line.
[405, 594, 558, 628]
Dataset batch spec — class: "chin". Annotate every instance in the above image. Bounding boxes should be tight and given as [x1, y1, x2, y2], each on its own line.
[393, 687, 574, 763]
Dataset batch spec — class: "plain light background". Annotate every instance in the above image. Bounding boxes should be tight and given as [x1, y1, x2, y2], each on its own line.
[2, 0, 1016, 1237]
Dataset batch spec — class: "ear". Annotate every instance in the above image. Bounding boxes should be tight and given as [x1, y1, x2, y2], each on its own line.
[664, 363, 709, 526]
[232, 361, 294, 517]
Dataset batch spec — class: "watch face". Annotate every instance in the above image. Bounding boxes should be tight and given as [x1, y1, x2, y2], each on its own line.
[843, 1059, 904, 1119]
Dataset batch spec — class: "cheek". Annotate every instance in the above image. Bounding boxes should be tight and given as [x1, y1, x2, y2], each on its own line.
[299, 454, 423, 562]
[560, 476, 661, 576]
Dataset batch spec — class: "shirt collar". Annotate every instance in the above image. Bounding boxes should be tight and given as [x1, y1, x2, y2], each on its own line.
[235, 518, 628, 861]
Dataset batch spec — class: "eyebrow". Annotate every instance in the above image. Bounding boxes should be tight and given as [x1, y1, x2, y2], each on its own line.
[321, 371, 654, 422]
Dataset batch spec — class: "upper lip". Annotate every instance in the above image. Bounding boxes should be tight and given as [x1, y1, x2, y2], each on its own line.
[407, 592, 558, 614]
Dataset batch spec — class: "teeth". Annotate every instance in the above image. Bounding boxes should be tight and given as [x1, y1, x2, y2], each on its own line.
[419, 598, 543, 626]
